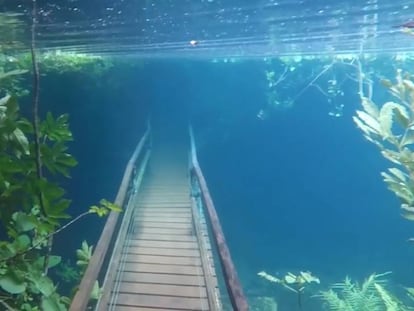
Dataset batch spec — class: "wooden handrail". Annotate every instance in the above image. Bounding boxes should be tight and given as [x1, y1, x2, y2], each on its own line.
[69, 124, 151, 311]
[189, 126, 248, 311]
[96, 150, 151, 310]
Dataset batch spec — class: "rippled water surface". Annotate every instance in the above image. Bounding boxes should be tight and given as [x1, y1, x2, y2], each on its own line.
[3, 0, 414, 57]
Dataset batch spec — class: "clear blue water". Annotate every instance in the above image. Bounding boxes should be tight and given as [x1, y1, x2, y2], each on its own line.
[4, 0, 414, 310]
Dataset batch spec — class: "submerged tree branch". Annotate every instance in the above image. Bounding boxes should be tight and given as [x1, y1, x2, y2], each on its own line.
[30, 0, 53, 275]
[30, 1, 42, 182]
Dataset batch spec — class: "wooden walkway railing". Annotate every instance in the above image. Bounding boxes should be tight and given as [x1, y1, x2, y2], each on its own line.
[70, 124, 247, 310]
[189, 126, 249, 311]
[70, 125, 151, 311]
[97, 146, 220, 310]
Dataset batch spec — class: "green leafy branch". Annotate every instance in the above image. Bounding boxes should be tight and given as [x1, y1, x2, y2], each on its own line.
[0, 66, 121, 309]
[0, 200, 121, 264]
[353, 65, 414, 224]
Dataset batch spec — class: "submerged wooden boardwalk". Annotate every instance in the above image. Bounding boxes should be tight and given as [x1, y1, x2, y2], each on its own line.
[70, 123, 247, 311]
[97, 145, 220, 310]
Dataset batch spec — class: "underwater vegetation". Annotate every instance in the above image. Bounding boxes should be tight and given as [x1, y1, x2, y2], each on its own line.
[353, 62, 414, 226]
[318, 272, 413, 311]
[0, 72, 120, 310]
[258, 269, 414, 310]
[0, 7, 122, 307]
[252, 56, 414, 311]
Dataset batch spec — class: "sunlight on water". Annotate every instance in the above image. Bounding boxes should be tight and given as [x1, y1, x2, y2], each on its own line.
[2, 0, 414, 57]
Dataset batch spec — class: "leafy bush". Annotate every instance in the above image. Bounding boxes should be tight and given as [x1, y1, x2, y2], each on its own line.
[0, 69, 119, 310]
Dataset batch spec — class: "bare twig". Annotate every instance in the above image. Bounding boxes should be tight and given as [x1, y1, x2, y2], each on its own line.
[291, 60, 336, 104]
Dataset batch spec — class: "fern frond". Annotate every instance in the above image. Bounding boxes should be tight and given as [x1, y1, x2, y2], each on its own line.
[317, 289, 352, 311]
[317, 273, 404, 311]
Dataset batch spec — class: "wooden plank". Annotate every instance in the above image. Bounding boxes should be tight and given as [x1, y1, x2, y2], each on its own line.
[140, 188, 189, 193]
[139, 195, 189, 199]
[114, 293, 210, 310]
[118, 282, 207, 298]
[138, 199, 190, 204]
[132, 233, 196, 242]
[139, 192, 189, 197]
[138, 203, 191, 208]
[135, 221, 192, 229]
[138, 197, 190, 201]
[134, 216, 192, 223]
[136, 207, 191, 214]
[114, 306, 178, 311]
[122, 262, 204, 275]
[137, 203, 192, 208]
[138, 200, 191, 205]
[126, 246, 200, 257]
[122, 272, 206, 286]
[135, 211, 192, 219]
[139, 195, 189, 198]
[125, 254, 202, 266]
[132, 227, 193, 236]
[128, 240, 198, 249]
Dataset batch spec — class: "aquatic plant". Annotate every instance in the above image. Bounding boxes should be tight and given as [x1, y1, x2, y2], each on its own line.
[55, 261, 80, 284]
[15, 51, 114, 76]
[353, 64, 414, 225]
[0, 91, 120, 310]
[0, 4, 120, 309]
[258, 270, 320, 309]
[317, 272, 412, 311]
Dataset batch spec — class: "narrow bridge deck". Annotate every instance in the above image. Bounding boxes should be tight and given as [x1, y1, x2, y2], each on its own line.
[102, 147, 219, 310]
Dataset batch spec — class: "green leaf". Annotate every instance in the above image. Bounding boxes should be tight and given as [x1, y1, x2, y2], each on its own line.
[402, 211, 414, 221]
[355, 110, 382, 134]
[90, 281, 102, 300]
[387, 168, 407, 183]
[0, 94, 11, 107]
[41, 113, 73, 142]
[89, 205, 108, 217]
[361, 97, 379, 118]
[14, 234, 30, 251]
[41, 294, 66, 311]
[57, 153, 77, 167]
[12, 212, 37, 232]
[0, 271, 26, 294]
[401, 131, 414, 147]
[48, 256, 62, 269]
[45, 199, 71, 219]
[34, 276, 55, 296]
[100, 199, 122, 212]
[76, 241, 93, 268]
[12, 127, 29, 155]
[379, 102, 409, 139]
[394, 106, 410, 128]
